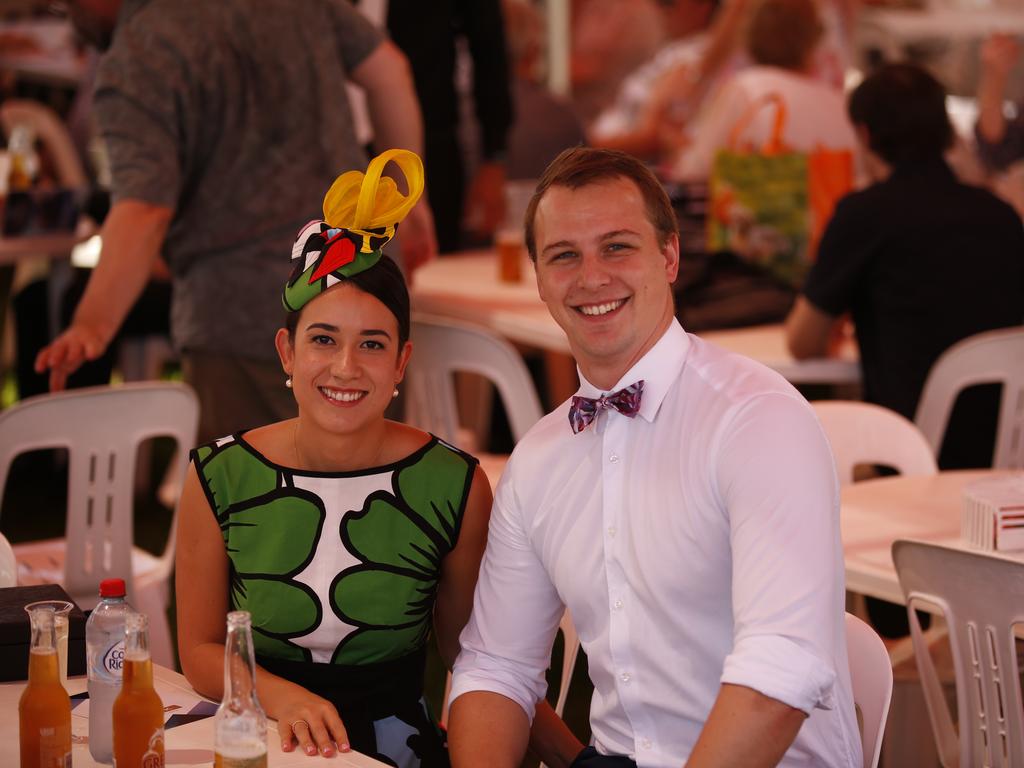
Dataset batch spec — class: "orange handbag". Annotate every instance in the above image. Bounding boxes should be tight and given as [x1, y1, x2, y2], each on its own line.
[707, 93, 853, 287]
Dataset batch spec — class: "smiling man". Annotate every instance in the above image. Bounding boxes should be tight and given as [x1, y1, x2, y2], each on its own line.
[447, 148, 861, 768]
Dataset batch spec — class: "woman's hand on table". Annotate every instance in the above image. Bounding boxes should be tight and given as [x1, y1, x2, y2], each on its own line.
[275, 688, 351, 758]
[33, 322, 109, 391]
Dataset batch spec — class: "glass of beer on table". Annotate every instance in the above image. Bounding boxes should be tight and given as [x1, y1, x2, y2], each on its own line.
[24, 600, 73, 689]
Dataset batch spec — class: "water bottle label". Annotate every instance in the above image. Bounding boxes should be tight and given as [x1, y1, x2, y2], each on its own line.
[103, 640, 126, 675]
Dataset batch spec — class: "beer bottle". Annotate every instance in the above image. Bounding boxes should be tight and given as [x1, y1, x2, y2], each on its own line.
[112, 612, 164, 767]
[214, 611, 268, 768]
[19, 605, 71, 768]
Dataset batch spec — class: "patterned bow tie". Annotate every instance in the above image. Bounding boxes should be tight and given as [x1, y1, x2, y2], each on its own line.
[568, 380, 644, 434]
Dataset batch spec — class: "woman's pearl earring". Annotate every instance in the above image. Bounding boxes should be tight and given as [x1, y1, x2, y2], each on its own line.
[392, 386, 399, 398]
[285, 377, 293, 389]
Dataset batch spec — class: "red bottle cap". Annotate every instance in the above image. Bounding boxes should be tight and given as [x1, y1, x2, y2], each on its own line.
[99, 578, 126, 597]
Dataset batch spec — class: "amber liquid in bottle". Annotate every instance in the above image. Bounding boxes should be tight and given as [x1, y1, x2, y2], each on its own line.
[112, 612, 165, 767]
[19, 606, 71, 768]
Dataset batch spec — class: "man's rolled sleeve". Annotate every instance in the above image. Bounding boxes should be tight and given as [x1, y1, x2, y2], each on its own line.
[721, 634, 837, 714]
[450, 465, 564, 722]
[715, 391, 846, 715]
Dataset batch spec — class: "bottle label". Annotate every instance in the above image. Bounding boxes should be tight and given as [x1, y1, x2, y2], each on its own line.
[35, 727, 71, 768]
[142, 727, 165, 768]
[112, 729, 164, 768]
[102, 640, 126, 676]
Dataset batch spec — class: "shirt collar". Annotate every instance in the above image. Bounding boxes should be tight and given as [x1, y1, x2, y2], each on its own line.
[575, 318, 690, 424]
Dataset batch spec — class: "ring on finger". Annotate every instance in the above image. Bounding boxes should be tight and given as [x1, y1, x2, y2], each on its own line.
[290, 719, 311, 733]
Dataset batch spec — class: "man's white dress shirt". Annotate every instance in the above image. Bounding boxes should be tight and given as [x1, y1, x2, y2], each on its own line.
[451, 320, 861, 767]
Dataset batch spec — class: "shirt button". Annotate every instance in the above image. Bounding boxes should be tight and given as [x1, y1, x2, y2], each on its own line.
[609, 453, 619, 463]
[641, 738, 652, 750]
[620, 671, 631, 683]
[607, 527, 617, 537]
[613, 599, 623, 610]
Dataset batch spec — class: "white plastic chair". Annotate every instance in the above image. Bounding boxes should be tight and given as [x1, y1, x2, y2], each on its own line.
[892, 539, 1024, 768]
[914, 326, 1024, 470]
[0, 531, 16, 588]
[406, 316, 544, 483]
[812, 401, 938, 485]
[0, 382, 199, 667]
[845, 612, 893, 768]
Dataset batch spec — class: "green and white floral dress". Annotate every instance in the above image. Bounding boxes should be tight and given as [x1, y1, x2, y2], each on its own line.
[191, 432, 478, 768]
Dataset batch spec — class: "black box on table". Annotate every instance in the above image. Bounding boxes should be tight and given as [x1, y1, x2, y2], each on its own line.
[0, 584, 86, 682]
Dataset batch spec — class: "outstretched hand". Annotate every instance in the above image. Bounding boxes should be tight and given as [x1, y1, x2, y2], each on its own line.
[34, 324, 108, 392]
[275, 688, 351, 758]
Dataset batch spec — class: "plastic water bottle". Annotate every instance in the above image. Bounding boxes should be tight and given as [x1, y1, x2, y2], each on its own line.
[86, 578, 131, 764]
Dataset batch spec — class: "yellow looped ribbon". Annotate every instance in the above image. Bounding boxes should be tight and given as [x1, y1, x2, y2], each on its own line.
[321, 149, 425, 252]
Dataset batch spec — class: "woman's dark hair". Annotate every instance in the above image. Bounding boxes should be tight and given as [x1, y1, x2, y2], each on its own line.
[284, 254, 410, 347]
[848, 63, 953, 167]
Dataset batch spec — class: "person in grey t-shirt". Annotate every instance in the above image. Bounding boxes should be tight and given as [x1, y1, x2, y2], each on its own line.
[37, 0, 435, 443]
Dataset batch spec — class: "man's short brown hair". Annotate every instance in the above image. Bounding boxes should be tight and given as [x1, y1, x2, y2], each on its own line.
[524, 147, 678, 261]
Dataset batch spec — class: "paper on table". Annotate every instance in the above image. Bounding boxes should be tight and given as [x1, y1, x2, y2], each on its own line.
[67, 686, 216, 728]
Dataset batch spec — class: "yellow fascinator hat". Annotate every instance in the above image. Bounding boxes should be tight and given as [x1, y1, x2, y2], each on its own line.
[283, 149, 425, 312]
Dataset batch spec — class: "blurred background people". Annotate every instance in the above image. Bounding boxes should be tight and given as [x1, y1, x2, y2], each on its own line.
[588, 0, 720, 161]
[787, 63, 1024, 472]
[502, 0, 586, 181]
[671, 0, 858, 180]
[386, 0, 513, 252]
[590, 0, 857, 168]
[34, 0, 433, 445]
[568, 0, 665, 123]
[975, 32, 1024, 173]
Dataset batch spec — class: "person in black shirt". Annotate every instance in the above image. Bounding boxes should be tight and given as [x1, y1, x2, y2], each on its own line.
[386, 0, 514, 253]
[786, 63, 1024, 470]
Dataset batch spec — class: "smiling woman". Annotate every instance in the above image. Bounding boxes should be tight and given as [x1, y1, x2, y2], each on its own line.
[173, 150, 493, 767]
